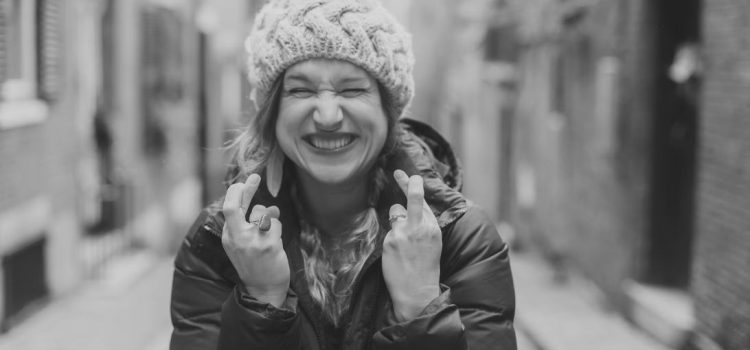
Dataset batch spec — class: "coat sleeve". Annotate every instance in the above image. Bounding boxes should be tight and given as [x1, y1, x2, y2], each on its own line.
[169, 212, 303, 350]
[372, 206, 517, 350]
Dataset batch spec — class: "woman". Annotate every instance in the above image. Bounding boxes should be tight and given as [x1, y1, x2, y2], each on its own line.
[170, 0, 516, 349]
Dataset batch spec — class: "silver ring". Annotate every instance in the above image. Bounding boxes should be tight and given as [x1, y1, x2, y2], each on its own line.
[388, 214, 407, 225]
[250, 214, 272, 232]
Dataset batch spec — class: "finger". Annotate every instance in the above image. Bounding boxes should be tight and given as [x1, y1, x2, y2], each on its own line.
[266, 217, 283, 241]
[223, 183, 247, 236]
[248, 204, 267, 224]
[393, 169, 409, 195]
[266, 205, 280, 220]
[389, 204, 407, 228]
[406, 175, 424, 227]
[241, 174, 261, 214]
[250, 204, 280, 234]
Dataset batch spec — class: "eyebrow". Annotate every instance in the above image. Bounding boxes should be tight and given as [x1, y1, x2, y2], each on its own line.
[284, 74, 311, 83]
[338, 77, 370, 84]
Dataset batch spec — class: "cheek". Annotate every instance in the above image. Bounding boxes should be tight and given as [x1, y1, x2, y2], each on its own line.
[373, 118, 388, 143]
[360, 114, 389, 153]
[274, 114, 297, 155]
[347, 98, 388, 132]
[275, 102, 307, 137]
[364, 104, 389, 142]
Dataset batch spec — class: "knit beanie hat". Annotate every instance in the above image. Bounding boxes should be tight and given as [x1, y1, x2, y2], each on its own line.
[244, 0, 415, 119]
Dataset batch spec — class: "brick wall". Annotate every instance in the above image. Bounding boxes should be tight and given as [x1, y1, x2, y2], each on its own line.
[692, 0, 750, 348]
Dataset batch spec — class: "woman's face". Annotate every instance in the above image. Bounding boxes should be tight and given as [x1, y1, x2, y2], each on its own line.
[276, 59, 388, 186]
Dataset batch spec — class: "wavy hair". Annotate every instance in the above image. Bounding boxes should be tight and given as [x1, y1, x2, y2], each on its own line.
[293, 163, 388, 327]
[225, 71, 401, 326]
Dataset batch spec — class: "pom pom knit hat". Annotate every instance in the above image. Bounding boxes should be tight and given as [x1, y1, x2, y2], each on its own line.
[244, 0, 415, 119]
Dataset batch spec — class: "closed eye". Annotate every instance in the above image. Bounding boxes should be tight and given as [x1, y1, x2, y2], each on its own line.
[286, 88, 316, 98]
[339, 88, 368, 98]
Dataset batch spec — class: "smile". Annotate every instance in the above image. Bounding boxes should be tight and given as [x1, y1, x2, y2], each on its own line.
[304, 134, 356, 151]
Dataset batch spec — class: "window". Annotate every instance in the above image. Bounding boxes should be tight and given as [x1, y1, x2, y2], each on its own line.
[0, 0, 60, 129]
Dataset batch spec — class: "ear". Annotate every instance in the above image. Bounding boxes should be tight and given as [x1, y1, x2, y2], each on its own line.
[266, 145, 284, 197]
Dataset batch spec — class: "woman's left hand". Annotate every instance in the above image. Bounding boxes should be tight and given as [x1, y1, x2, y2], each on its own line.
[382, 169, 442, 322]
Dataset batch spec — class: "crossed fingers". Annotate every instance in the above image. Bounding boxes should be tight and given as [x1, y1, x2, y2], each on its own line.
[389, 169, 429, 228]
[222, 174, 280, 240]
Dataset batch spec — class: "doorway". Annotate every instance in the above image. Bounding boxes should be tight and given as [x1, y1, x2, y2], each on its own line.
[645, 0, 701, 288]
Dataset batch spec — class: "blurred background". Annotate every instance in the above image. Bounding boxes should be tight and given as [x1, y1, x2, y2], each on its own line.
[0, 0, 747, 349]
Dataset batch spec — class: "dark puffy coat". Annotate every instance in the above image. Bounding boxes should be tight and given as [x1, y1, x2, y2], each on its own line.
[170, 118, 517, 350]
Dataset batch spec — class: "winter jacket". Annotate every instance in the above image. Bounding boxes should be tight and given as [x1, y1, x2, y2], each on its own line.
[170, 118, 517, 350]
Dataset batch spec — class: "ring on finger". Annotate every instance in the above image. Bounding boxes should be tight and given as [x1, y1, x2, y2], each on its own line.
[249, 214, 272, 232]
[388, 214, 407, 225]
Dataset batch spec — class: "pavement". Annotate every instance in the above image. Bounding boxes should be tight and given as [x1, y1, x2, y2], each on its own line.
[511, 249, 672, 350]
[0, 246, 672, 350]
[0, 250, 173, 350]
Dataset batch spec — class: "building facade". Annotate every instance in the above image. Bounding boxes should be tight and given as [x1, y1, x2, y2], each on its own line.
[509, 0, 750, 349]
[0, 0, 254, 332]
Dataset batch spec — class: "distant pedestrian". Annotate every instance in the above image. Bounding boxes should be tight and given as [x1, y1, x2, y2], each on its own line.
[169, 0, 516, 349]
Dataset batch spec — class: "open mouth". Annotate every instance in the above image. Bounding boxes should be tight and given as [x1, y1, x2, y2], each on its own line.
[304, 134, 356, 151]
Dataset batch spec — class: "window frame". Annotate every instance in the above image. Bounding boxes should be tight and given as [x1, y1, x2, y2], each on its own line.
[0, 0, 49, 130]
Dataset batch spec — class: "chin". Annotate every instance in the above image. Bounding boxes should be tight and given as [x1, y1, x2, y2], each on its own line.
[312, 171, 356, 185]
[307, 165, 365, 186]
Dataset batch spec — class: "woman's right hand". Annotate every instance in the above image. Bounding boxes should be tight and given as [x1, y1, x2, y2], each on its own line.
[222, 173, 290, 307]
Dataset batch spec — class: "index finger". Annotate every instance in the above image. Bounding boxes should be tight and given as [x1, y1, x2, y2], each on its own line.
[406, 175, 424, 227]
[393, 169, 409, 195]
[241, 174, 261, 214]
[223, 183, 247, 236]
[222, 174, 262, 237]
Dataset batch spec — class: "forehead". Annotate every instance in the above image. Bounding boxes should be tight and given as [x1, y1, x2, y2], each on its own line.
[284, 59, 374, 84]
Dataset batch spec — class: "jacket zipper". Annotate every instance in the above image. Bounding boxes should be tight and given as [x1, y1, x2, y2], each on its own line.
[203, 214, 223, 238]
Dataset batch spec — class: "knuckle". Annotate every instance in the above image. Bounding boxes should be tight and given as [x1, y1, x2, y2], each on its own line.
[408, 184, 423, 196]
[409, 189, 423, 200]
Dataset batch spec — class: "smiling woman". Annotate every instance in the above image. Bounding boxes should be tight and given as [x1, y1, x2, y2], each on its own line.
[169, 1, 517, 349]
[278, 59, 389, 188]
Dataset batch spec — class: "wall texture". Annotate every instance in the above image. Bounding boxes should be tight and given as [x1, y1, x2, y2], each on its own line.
[692, 0, 750, 348]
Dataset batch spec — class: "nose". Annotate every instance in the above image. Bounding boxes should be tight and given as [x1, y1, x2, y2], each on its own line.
[313, 94, 343, 131]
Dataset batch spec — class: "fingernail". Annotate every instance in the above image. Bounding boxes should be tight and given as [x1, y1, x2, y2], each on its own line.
[248, 173, 261, 186]
[394, 169, 406, 180]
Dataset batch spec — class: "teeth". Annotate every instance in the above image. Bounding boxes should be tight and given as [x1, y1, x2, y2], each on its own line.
[309, 136, 353, 150]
